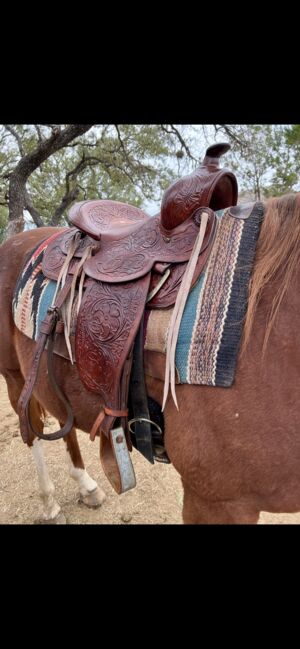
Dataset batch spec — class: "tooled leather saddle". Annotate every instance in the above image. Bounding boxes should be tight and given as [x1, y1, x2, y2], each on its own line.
[18, 143, 245, 494]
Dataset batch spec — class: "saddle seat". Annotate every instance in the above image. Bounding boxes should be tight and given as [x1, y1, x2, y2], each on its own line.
[68, 200, 150, 242]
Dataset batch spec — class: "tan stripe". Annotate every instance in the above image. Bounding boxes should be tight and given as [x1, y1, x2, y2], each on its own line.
[144, 307, 174, 353]
[189, 213, 243, 384]
[211, 220, 243, 383]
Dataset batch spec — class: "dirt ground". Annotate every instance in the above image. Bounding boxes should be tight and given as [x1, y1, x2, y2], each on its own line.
[1, 376, 299, 525]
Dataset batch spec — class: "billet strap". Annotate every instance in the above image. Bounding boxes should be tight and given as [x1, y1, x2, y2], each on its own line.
[17, 277, 75, 444]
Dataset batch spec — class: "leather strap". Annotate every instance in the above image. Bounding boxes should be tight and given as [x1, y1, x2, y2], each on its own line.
[129, 317, 154, 463]
[120, 355, 134, 451]
[90, 406, 128, 441]
[17, 277, 75, 444]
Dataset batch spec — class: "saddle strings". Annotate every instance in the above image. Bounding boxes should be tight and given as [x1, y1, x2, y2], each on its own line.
[64, 245, 93, 362]
[162, 211, 209, 411]
[50, 231, 94, 364]
[51, 231, 82, 306]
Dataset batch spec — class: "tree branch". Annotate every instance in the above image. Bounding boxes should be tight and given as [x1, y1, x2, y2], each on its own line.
[50, 152, 107, 225]
[160, 125, 198, 162]
[13, 124, 95, 179]
[77, 183, 88, 199]
[24, 190, 45, 227]
[50, 186, 80, 225]
[65, 141, 100, 149]
[114, 125, 131, 159]
[4, 125, 25, 156]
[50, 147, 140, 225]
[34, 125, 43, 143]
[217, 125, 248, 148]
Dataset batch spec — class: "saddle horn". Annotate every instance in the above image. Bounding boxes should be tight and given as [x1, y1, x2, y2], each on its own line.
[202, 142, 231, 166]
[160, 142, 238, 230]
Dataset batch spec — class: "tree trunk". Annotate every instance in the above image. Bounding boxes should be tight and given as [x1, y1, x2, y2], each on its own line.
[5, 170, 27, 237]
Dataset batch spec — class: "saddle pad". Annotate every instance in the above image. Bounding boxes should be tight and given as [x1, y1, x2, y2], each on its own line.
[144, 202, 264, 386]
[12, 201, 264, 389]
[12, 232, 64, 340]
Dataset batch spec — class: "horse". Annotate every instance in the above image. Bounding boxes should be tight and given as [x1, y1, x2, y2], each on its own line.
[1, 192, 300, 524]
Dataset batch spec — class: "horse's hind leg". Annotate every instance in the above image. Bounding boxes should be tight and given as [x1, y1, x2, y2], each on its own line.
[63, 427, 106, 508]
[2, 368, 25, 414]
[182, 484, 260, 524]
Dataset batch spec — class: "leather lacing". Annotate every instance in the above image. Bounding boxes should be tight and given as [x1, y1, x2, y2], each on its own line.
[50, 231, 94, 363]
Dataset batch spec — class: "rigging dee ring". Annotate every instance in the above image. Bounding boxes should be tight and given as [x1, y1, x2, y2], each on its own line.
[127, 417, 163, 436]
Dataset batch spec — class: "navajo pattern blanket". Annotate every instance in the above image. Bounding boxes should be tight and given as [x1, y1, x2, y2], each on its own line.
[13, 231, 65, 341]
[144, 202, 264, 386]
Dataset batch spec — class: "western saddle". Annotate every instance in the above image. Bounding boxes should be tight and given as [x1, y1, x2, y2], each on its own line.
[18, 143, 244, 494]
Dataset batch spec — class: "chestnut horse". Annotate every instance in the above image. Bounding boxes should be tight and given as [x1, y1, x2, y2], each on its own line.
[1, 193, 300, 524]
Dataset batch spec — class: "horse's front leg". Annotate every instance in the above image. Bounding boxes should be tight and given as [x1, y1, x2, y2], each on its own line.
[63, 427, 106, 508]
[28, 397, 66, 523]
[31, 436, 66, 523]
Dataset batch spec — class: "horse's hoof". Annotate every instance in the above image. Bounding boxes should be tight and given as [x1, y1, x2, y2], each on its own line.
[78, 486, 106, 508]
[35, 511, 67, 525]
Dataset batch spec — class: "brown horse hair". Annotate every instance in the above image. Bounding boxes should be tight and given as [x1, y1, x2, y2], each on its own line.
[241, 192, 300, 355]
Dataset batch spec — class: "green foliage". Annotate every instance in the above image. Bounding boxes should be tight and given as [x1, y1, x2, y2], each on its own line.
[285, 125, 300, 147]
[0, 125, 180, 227]
[217, 125, 300, 200]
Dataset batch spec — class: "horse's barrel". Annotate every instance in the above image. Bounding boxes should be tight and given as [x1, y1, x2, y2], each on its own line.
[160, 142, 238, 231]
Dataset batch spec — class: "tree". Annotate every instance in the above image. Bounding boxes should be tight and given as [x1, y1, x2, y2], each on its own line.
[264, 124, 300, 196]
[211, 125, 300, 200]
[1, 124, 191, 239]
[2, 125, 94, 238]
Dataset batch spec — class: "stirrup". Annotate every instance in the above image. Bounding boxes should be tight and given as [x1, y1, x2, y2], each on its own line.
[128, 417, 170, 464]
[110, 426, 136, 493]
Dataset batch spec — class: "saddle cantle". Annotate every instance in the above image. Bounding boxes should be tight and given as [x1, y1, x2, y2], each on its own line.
[160, 142, 238, 230]
[18, 142, 241, 495]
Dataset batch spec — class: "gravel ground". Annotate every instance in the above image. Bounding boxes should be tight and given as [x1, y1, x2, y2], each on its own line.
[1, 376, 299, 525]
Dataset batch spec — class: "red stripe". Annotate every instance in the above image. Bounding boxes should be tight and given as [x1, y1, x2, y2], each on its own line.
[31, 229, 68, 261]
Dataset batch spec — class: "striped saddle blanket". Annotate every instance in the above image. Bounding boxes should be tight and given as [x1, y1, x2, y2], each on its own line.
[13, 202, 264, 387]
